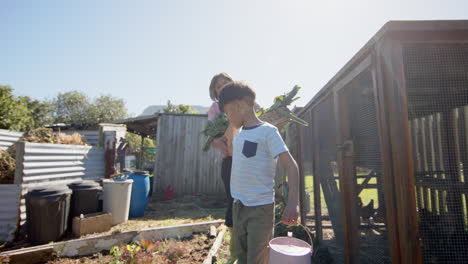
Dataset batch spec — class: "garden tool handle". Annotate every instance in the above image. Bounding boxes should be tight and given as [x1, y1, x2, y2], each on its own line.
[274, 222, 314, 249]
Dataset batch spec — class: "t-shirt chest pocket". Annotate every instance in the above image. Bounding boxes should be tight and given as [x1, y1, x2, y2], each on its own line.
[242, 140, 258, 158]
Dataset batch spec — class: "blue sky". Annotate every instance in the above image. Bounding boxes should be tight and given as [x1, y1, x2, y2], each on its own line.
[1, 0, 466, 116]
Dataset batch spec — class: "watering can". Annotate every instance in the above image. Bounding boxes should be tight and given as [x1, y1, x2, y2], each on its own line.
[269, 223, 313, 264]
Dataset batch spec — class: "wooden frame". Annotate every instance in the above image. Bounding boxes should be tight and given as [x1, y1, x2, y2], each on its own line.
[295, 21, 468, 264]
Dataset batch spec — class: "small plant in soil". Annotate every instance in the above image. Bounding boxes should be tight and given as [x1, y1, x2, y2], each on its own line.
[0, 255, 10, 264]
[107, 234, 212, 264]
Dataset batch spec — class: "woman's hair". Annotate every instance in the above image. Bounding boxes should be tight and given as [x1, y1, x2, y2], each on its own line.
[209, 72, 234, 101]
[218, 81, 256, 112]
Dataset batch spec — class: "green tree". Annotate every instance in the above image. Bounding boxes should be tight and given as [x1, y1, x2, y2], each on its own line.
[126, 132, 155, 163]
[162, 100, 178, 114]
[18, 96, 54, 129]
[0, 85, 32, 131]
[53, 91, 91, 124]
[52, 91, 127, 124]
[178, 104, 191, 114]
[88, 95, 127, 123]
[161, 100, 198, 114]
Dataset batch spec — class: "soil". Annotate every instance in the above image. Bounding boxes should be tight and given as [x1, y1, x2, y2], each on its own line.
[46, 233, 216, 264]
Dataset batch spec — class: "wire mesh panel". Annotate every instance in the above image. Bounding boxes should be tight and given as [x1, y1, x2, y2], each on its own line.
[403, 44, 468, 263]
[311, 94, 345, 263]
[299, 109, 314, 217]
[338, 69, 391, 263]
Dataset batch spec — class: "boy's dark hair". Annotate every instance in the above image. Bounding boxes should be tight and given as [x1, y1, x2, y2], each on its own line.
[218, 81, 256, 112]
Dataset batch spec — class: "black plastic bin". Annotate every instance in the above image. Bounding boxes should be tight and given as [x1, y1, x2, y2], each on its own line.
[25, 186, 72, 245]
[68, 181, 102, 222]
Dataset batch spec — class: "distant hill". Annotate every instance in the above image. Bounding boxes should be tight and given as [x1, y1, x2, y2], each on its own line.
[140, 105, 210, 116]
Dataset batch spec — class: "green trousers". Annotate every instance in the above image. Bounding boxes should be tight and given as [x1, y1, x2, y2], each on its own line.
[233, 200, 275, 264]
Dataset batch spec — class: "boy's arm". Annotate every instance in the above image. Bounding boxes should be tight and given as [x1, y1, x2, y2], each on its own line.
[278, 151, 300, 225]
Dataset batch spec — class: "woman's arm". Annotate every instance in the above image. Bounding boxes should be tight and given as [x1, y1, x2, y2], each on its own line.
[223, 123, 237, 156]
[211, 137, 228, 157]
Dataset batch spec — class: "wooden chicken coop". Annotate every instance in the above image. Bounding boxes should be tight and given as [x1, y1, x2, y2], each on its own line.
[289, 20, 468, 264]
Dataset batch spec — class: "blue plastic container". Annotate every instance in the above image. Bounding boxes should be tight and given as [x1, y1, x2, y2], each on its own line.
[128, 171, 150, 218]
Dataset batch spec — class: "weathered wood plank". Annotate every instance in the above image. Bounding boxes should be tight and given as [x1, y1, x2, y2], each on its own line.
[203, 225, 227, 264]
[1, 221, 224, 262]
[154, 114, 223, 196]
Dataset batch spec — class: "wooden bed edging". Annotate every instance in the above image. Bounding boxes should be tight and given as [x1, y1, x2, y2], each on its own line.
[203, 225, 227, 264]
[1, 220, 224, 264]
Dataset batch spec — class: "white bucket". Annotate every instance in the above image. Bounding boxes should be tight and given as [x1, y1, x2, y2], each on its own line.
[103, 179, 133, 225]
[269, 224, 313, 264]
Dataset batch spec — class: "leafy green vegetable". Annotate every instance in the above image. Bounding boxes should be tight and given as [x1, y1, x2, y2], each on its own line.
[202, 113, 229, 152]
[202, 85, 309, 152]
[257, 85, 308, 126]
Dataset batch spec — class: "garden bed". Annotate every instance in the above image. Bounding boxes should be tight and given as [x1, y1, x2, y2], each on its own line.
[1, 195, 225, 253]
[1, 221, 225, 264]
[46, 233, 216, 264]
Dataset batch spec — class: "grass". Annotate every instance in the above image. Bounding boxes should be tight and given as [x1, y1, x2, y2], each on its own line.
[215, 229, 233, 264]
[304, 174, 379, 214]
[305, 174, 468, 231]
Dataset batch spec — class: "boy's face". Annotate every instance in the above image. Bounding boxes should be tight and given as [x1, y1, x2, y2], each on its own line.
[223, 102, 243, 128]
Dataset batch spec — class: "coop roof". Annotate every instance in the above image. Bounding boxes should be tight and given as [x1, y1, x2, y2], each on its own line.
[112, 114, 160, 138]
[298, 20, 468, 117]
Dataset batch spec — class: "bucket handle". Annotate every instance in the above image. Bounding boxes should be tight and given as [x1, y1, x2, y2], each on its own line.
[274, 222, 314, 250]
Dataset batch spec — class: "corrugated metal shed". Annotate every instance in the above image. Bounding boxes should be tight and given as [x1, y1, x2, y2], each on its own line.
[154, 114, 224, 195]
[0, 129, 23, 151]
[0, 184, 22, 242]
[14, 141, 105, 228]
[14, 142, 104, 188]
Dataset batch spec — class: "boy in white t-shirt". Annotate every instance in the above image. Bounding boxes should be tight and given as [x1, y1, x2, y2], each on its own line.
[218, 81, 300, 264]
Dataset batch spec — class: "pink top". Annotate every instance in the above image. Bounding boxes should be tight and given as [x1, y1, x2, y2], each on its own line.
[207, 102, 222, 121]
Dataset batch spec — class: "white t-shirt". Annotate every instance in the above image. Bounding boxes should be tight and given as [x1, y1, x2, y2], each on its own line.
[230, 122, 289, 206]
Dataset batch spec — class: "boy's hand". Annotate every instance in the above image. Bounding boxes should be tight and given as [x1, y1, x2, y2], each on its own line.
[281, 202, 299, 225]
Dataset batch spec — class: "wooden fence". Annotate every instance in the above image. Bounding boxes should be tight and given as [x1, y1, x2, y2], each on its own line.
[154, 114, 224, 195]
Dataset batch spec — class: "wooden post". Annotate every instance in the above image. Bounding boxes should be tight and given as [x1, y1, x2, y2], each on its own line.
[334, 89, 360, 264]
[14, 142, 26, 184]
[294, 123, 306, 226]
[458, 107, 468, 192]
[410, 120, 424, 210]
[435, 113, 447, 213]
[440, 110, 465, 231]
[209, 225, 217, 239]
[138, 135, 145, 170]
[312, 163, 323, 242]
[374, 38, 422, 264]
[203, 225, 227, 264]
[418, 119, 430, 209]
[311, 112, 323, 242]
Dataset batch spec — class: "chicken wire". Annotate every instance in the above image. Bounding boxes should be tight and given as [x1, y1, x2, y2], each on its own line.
[403, 43, 468, 264]
[299, 109, 314, 217]
[339, 70, 391, 263]
[310, 94, 345, 263]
